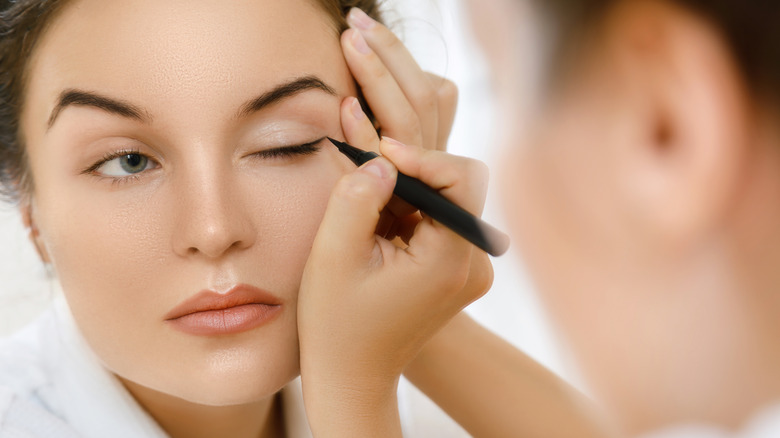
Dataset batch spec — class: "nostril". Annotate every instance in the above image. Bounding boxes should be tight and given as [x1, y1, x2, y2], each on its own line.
[171, 189, 256, 258]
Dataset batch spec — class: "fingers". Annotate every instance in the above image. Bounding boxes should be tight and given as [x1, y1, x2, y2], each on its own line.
[380, 137, 490, 217]
[425, 73, 459, 151]
[342, 29, 424, 147]
[376, 137, 490, 263]
[337, 100, 492, 259]
[347, 8, 440, 149]
[341, 97, 381, 153]
[311, 157, 398, 272]
[343, 8, 459, 152]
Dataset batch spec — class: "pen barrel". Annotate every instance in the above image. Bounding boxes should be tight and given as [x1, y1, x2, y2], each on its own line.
[394, 172, 510, 256]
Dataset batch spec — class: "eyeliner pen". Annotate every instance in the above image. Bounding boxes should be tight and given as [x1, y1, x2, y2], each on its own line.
[328, 138, 510, 257]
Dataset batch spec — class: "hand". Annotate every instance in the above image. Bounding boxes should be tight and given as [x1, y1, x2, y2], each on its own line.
[297, 8, 493, 436]
[298, 135, 491, 435]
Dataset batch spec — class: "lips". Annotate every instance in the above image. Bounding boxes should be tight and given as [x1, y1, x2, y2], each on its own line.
[164, 284, 282, 336]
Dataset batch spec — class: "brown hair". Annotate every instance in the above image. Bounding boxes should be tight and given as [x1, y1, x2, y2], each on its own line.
[0, 0, 385, 203]
[535, 0, 780, 103]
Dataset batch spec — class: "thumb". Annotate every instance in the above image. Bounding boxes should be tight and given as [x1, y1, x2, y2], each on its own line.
[311, 157, 398, 269]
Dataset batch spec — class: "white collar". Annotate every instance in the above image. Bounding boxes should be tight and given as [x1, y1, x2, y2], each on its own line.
[49, 292, 313, 438]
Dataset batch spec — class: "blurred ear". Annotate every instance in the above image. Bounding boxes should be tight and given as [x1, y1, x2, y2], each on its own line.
[609, 0, 752, 247]
[20, 198, 51, 264]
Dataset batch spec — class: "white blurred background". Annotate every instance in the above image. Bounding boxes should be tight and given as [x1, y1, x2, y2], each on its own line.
[0, 0, 574, 385]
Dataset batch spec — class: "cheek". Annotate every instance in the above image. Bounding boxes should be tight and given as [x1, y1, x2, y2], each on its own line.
[246, 160, 347, 291]
[33, 182, 168, 331]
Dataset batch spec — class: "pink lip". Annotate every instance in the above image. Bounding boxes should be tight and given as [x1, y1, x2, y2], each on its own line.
[165, 284, 282, 336]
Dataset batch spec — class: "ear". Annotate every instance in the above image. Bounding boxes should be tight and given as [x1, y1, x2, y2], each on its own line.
[20, 198, 51, 265]
[608, 0, 752, 248]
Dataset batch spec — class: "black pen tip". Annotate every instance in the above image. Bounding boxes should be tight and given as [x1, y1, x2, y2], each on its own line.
[327, 137, 364, 164]
[326, 137, 344, 147]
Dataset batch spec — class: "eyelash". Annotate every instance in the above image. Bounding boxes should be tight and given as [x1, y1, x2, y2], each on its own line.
[82, 137, 325, 185]
[252, 137, 324, 159]
[81, 148, 150, 186]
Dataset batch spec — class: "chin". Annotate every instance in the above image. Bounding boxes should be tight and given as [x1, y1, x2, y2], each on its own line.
[121, 363, 298, 408]
[169, 349, 301, 406]
[111, 338, 301, 409]
[176, 379, 290, 407]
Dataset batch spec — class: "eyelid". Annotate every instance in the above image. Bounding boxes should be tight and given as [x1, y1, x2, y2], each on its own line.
[254, 137, 325, 158]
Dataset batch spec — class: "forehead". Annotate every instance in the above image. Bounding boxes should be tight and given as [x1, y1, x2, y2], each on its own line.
[25, 0, 344, 122]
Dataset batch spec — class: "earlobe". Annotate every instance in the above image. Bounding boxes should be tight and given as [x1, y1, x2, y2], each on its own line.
[20, 199, 51, 265]
[611, 0, 752, 248]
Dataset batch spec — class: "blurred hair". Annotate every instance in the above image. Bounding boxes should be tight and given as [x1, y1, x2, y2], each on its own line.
[0, 0, 384, 203]
[534, 0, 780, 104]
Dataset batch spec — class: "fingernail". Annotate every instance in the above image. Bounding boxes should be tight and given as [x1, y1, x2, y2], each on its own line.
[351, 30, 372, 55]
[360, 159, 389, 179]
[351, 97, 366, 120]
[348, 7, 376, 30]
[382, 136, 407, 148]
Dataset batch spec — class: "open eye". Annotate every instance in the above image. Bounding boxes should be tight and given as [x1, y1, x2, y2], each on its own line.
[84, 150, 159, 179]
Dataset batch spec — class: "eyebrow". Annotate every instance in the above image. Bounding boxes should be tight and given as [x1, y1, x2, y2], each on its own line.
[47, 75, 337, 130]
[47, 90, 148, 129]
[237, 75, 336, 118]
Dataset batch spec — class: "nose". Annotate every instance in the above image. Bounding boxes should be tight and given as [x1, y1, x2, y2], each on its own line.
[172, 167, 256, 259]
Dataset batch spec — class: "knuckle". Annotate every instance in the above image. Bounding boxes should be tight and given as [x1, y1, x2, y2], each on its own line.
[436, 78, 459, 106]
[471, 254, 494, 299]
[381, 29, 404, 52]
[467, 159, 491, 185]
[365, 57, 391, 81]
[447, 253, 493, 304]
[412, 86, 438, 112]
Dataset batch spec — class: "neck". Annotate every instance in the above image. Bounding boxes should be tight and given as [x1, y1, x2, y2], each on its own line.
[119, 377, 284, 438]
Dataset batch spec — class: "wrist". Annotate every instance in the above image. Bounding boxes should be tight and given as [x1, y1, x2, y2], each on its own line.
[405, 311, 472, 382]
[301, 370, 402, 437]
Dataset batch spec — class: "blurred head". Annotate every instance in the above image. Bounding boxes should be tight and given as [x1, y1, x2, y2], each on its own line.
[469, 0, 780, 433]
[1, 0, 382, 407]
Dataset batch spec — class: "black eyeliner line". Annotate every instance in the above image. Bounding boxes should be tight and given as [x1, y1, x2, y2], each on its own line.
[256, 137, 326, 158]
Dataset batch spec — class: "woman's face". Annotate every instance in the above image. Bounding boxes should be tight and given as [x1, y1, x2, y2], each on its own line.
[21, 0, 356, 405]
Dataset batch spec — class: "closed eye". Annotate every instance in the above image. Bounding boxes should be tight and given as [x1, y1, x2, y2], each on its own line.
[255, 137, 324, 159]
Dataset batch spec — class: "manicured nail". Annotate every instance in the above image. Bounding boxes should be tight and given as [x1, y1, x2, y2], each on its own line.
[382, 136, 407, 148]
[348, 8, 376, 30]
[360, 159, 389, 179]
[351, 30, 371, 55]
[351, 97, 366, 120]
